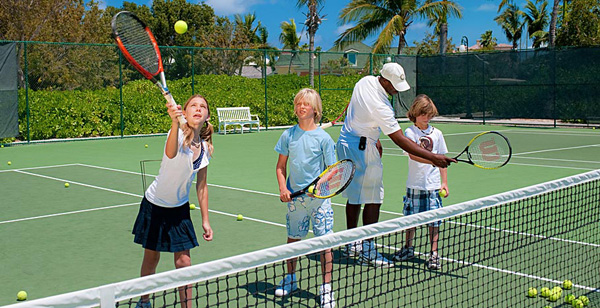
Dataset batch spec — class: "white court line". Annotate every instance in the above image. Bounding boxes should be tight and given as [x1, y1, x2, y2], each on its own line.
[0, 163, 80, 173]
[504, 130, 600, 137]
[514, 144, 600, 156]
[0, 202, 139, 225]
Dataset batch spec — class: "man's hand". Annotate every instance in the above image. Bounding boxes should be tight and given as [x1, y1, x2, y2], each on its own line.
[430, 154, 456, 168]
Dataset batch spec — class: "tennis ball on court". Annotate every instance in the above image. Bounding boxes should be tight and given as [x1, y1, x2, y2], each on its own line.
[237, 214, 243, 221]
[565, 294, 576, 304]
[7, 161, 11, 165]
[563, 280, 573, 290]
[548, 292, 560, 302]
[144, 144, 148, 148]
[189, 203, 196, 210]
[527, 287, 538, 297]
[573, 299, 584, 308]
[439, 188, 447, 198]
[174, 20, 188, 34]
[541, 287, 551, 297]
[16, 290, 27, 301]
[578, 296, 589, 306]
[64, 182, 70, 188]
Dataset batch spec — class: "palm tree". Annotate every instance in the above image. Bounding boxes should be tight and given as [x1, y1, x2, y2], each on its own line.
[425, 0, 462, 54]
[523, 0, 549, 48]
[495, 2, 525, 50]
[335, 0, 462, 55]
[548, 0, 560, 47]
[480, 30, 498, 50]
[234, 13, 261, 46]
[296, 0, 324, 87]
[280, 19, 300, 74]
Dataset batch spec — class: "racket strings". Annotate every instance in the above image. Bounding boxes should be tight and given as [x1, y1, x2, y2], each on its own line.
[468, 134, 511, 168]
[315, 161, 354, 197]
[114, 14, 160, 74]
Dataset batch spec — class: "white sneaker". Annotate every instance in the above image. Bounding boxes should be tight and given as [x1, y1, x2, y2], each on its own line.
[341, 241, 362, 257]
[360, 240, 394, 267]
[275, 273, 298, 297]
[319, 283, 336, 308]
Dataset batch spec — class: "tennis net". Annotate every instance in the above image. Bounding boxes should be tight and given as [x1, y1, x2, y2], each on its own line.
[7, 170, 600, 308]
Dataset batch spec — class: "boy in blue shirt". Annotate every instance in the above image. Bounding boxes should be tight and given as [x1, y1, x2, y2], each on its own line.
[275, 88, 337, 308]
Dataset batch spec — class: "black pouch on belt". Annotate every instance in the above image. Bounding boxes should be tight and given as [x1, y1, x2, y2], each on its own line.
[359, 136, 366, 151]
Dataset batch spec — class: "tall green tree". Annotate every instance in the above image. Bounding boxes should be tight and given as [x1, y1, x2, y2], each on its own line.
[495, 2, 525, 50]
[425, 0, 462, 54]
[556, 0, 600, 46]
[280, 19, 300, 74]
[296, 0, 324, 87]
[413, 32, 456, 55]
[235, 13, 262, 47]
[548, 0, 561, 46]
[523, 0, 549, 48]
[479, 30, 498, 51]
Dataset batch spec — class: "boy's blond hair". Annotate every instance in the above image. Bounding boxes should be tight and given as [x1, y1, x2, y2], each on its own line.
[293, 88, 322, 124]
[406, 94, 438, 123]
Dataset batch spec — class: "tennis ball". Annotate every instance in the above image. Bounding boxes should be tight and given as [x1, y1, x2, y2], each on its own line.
[565, 294, 576, 304]
[307, 185, 316, 194]
[7, 161, 11, 165]
[541, 287, 551, 297]
[237, 214, 243, 221]
[439, 188, 447, 198]
[174, 20, 187, 34]
[64, 182, 70, 188]
[563, 280, 573, 290]
[573, 299, 584, 308]
[189, 203, 196, 210]
[527, 287, 538, 297]
[144, 144, 148, 148]
[548, 292, 560, 302]
[578, 296, 589, 306]
[16, 291, 27, 301]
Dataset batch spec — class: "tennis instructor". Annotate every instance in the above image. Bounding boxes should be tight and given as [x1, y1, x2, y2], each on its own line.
[337, 62, 455, 267]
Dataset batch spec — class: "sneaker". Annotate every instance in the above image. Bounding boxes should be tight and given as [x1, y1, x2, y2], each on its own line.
[341, 241, 362, 257]
[427, 252, 441, 270]
[359, 240, 394, 267]
[275, 273, 298, 297]
[319, 283, 336, 308]
[393, 245, 415, 262]
[135, 300, 151, 308]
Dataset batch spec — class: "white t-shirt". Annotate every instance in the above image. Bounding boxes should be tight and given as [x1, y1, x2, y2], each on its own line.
[404, 125, 448, 190]
[339, 75, 401, 142]
[145, 129, 211, 208]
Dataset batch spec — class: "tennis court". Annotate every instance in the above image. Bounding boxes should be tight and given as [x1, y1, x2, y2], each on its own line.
[1, 123, 599, 307]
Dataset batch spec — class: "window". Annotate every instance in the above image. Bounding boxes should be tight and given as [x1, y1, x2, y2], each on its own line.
[344, 49, 358, 67]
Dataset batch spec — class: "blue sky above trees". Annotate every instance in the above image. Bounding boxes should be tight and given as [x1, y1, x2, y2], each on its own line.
[101, 0, 517, 50]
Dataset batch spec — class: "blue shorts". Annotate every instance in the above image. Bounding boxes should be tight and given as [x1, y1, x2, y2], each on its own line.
[403, 188, 443, 227]
[286, 196, 334, 239]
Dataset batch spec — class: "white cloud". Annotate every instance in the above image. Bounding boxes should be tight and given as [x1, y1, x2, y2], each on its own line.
[411, 22, 427, 30]
[299, 34, 323, 45]
[335, 24, 353, 35]
[476, 3, 497, 11]
[204, 0, 262, 15]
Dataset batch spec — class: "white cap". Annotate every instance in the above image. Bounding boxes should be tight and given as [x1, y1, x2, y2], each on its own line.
[380, 63, 410, 92]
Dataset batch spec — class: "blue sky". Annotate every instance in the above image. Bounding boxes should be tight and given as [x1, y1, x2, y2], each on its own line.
[100, 0, 520, 50]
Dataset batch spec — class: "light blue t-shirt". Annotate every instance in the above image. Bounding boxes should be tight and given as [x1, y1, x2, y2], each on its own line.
[275, 125, 336, 192]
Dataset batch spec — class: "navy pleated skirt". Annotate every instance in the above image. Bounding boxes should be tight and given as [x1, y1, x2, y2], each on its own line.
[132, 197, 199, 252]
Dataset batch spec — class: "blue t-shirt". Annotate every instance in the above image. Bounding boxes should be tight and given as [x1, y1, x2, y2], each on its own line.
[275, 125, 336, 192]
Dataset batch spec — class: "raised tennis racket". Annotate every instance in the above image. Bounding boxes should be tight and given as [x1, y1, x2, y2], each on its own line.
[111, 11, 186, 126]
[289, 159, 356, 199]
[454, 131, 512, 169]
[321, 102, 349, 129]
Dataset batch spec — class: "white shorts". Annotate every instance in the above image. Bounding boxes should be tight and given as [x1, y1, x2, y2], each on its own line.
[286, 196, 334, 239]
[336, 137, 384, 204]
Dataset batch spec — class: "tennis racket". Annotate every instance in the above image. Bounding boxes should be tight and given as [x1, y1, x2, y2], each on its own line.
[111, 11, 186, 126]
[321, 102, 350, 129]
[289, 159, 356, 199]
[454, 131, 512, 169]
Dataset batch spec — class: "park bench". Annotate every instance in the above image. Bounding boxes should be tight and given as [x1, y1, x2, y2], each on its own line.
[216, 107, 260, 135]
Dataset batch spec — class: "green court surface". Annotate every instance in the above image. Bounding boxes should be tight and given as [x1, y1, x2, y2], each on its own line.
[1, 123, 599, 306]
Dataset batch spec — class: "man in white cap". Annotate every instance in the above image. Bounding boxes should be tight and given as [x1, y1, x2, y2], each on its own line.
[337, 62, 454, 267]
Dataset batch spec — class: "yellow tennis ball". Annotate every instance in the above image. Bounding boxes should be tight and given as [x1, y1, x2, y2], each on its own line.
[578, 296, 589, 306]
[563, 280, 573, 290]
[64, 182, 70, 188]
[144, 144, 148, 148]
[439, 188, 447, 198]
[541, 287, 551, 297]
[565, 294, 576, 304]
[189, 203, 196, 210]
[174, 20, 187, 34]
[527, 287, 538, 297]
[307, 185, 316, 194]
[237, 214, 243, 221]
[16, 291, 27, 301]
[548, 292, 560, 302]
[573, 299, 584, 308]
[7, 161, 11, 165]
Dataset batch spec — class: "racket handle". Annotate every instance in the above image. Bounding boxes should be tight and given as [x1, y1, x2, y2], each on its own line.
[163, 92, 188, 125]
[177, 115, 188, 125]
[289, 190, 303, 198]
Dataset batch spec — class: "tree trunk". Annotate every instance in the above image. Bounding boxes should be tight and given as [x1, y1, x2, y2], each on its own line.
[308, 2, 316, 87]
[548, 0, 560, 47]
[439, 23, 448, 54]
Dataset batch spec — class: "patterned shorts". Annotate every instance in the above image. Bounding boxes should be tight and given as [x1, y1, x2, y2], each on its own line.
[286, 196, 334, 239]
[403, 188, 443, 227]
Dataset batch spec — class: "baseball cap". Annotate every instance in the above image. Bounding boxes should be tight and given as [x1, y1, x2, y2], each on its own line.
[380, 63, 410, 92]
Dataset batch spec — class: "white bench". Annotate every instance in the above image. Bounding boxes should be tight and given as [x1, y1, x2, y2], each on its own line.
[216, 107, 260, 135]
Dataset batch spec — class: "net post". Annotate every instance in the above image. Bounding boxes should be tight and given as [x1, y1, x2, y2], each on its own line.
[99, 285, 116, 308]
